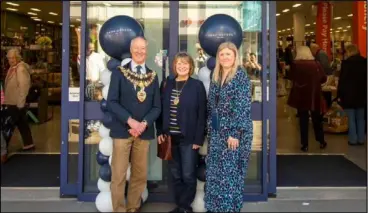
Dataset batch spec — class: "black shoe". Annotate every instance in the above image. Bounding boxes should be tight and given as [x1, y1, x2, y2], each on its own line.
[169, 207, 181, 213]
[320, 142, 327, 149]
[301, 145, 308, 152]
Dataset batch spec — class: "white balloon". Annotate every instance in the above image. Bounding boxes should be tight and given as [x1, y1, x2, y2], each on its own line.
[199, 137, 208, 156]
[196, 180, 205, 190]
[141, 187, 148, 203]
[99, 137, 113, 156]
[197, 66, 211, 97]
[98, 124, 110, 138]
[102, 84, 109, 100]
[191, 190, 206, 213]
[95, 191, 113, 212]
[97, 178, 111, 192]
[100, 69, 111, 86]
[108, 156, 112, 166]
[126, 163, 131, 181]
[121, 58, 132, 66]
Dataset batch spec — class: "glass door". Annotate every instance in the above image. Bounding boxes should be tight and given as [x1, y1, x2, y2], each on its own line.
[75, 1, 173, 201]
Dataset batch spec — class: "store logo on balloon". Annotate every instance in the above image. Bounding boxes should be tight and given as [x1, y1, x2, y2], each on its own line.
[206, 32, 235, 39]
[105, 28, 133, 36]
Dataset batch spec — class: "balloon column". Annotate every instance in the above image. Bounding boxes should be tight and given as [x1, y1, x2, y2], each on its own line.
[193, 14, 243, 213]
[94, 15, 148, 212]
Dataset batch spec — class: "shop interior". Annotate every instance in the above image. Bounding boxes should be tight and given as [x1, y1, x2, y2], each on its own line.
[1, 1, 366, 191]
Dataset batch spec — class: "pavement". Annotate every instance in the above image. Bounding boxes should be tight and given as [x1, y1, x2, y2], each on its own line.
[1, 187, 367, 212]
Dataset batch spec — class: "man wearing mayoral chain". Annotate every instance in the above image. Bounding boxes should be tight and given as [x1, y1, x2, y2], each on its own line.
[107, 36, 161, 212]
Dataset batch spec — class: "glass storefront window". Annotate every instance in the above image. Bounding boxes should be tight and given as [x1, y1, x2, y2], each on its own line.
[76, 1, 170, 193]
[178, 1, 264, 193]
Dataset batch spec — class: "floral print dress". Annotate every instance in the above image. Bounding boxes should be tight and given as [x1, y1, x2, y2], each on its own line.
[204, 68, 253, 212]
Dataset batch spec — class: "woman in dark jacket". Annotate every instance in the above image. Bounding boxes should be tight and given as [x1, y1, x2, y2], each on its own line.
[337, 44, 367, 145]
[287, 46, 327, 152]
[156, 52, 207, 213]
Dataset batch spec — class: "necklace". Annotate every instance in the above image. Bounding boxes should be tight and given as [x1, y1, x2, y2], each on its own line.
[173, 79, 188, 105]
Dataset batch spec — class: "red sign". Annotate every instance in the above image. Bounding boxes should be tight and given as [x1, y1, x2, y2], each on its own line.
[315, 2, 332, 60]
[353, 1, 367, 57]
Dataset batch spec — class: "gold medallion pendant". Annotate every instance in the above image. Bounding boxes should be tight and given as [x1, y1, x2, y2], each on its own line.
[137, 87, 147, 102]
[173, 97, 180, 105]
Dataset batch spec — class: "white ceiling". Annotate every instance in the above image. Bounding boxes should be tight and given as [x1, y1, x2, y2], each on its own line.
[276, 1, 353, 36]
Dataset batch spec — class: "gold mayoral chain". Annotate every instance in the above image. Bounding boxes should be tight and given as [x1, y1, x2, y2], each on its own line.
[118, 66, 156, 103]
[173, 80, 188, 105]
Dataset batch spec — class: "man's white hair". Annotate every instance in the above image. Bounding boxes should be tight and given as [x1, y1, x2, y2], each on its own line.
[130, 36, 148, 48]
[294, 46, 315, 60]
[7, 48, 22, 61]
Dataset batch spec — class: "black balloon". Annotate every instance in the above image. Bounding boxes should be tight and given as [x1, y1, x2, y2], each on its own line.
[102, 112, 113, 129]
[96, 151, 109, 166]
[197, 163, 206, 182]
[198, 14, 243, 57]
[99, 163, 112, 182]
[107, 58, 122, 71]
[100, 99, 108, 112]
[99, 15, 144, 60]
[206, 57, 216, 71]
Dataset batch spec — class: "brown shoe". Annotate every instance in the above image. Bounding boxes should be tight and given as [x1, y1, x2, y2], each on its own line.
[1, 154, 7, 164]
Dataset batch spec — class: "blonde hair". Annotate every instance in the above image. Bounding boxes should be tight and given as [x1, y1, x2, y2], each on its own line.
[345, 44, 359, 57]
[172, 52, 195, 77]
[212, 42, 240, 84]
[294, 46, 315, 60]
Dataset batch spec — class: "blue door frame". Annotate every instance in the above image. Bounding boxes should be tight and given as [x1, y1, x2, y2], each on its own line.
[60, 1, 277, 202]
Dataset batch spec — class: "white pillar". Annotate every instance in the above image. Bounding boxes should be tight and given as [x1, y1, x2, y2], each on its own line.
[293, 12, 305, 47]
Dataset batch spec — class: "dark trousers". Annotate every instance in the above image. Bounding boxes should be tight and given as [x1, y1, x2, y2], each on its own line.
[7, 105, 34, 147]
[298, 109, 325, 146]
[322, 91, 332, 109]
[169, 134, 198, 211]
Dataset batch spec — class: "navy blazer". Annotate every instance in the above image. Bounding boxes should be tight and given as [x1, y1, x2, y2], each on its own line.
[106, 61, 161, 140]
[156, 76, 207, 146]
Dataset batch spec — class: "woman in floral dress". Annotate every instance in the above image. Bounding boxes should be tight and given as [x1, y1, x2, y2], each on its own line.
[204, 42, 253, 212]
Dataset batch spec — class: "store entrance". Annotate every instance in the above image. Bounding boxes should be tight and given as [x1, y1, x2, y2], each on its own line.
[1, 1, 64, 188]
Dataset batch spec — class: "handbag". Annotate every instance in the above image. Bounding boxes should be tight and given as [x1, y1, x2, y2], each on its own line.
[157, 135, 172, 161]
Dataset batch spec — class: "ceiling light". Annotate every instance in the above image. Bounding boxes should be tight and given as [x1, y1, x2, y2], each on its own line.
[292, 3, 302, 8]
[30, 17, 38, 19]
[103, 2, 111, 6]
[347, 14, 353, 17]
[70, 25, 75, 27]
[59, 23, 63, 25]
[335, 30, 340, 32]
[282, 29, 285, 32]
[6, 2, 19, 6]
[346, 26, 351, 28]
[49, 12, 58, 16]
[287, 28, 291, 31]
[47, 21, 55, 24]
[6, 8, 18, 11]
[278, 30, 281, 33]
[30, 8, 41, 12]
[330, 28, 333, 30]
[276, 13, 280, 16]
[76, 18, 81, 21]
[343, 30, 347, 32]
[313, 22, 316, 25]
[337, 27, 342, 29]
[282, 9, 290, 13]
[28, 12, 37, 16]
[334, 17, 341, 20]
[34, 18, 42, 21]
[305, 24, 310, 26]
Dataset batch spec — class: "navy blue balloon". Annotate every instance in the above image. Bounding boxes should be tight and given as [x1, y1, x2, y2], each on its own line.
[197, 163, 206, 182]
[99, 15, 144, 60]
[206, 57, 216, 71]
[107, 58, 122, 71]
[102, 112, 113, 129]
[96, 151, 109, 166]
[198, 14, 243, 57]
[100, 99, 108, 112]
[99, 163, 112, 182]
